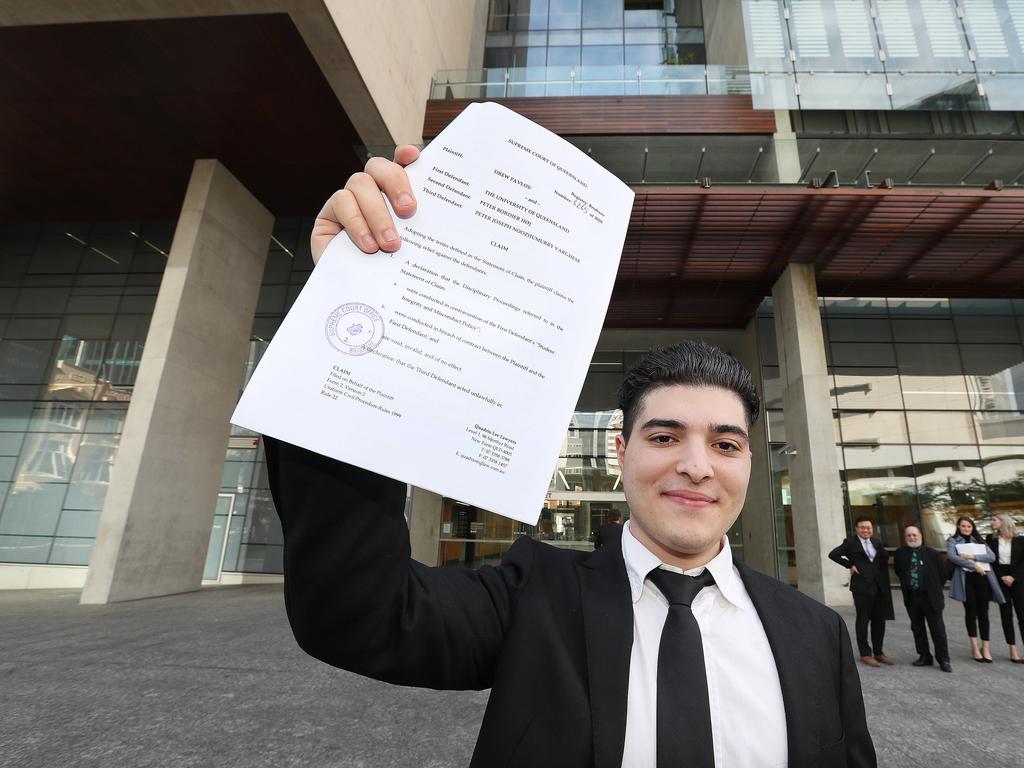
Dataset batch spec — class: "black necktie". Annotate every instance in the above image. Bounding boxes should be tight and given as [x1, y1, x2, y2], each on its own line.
[647, 567, 717, 768]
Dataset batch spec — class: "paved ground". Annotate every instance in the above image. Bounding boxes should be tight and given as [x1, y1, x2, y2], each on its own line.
[2, 585, 1022, 767]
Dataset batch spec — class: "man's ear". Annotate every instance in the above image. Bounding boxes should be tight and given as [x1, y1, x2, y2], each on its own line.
[615, 433, 627, 467]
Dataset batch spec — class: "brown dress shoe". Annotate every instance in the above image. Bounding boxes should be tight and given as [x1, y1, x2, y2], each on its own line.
[874, 654, 895, 665]
[860, 655, 881, 667]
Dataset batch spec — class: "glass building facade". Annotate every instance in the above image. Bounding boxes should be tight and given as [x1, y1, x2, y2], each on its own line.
[761, 296, 1024, 582]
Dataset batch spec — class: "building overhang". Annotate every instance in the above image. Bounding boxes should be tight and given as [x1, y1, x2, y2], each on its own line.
[612, 185, 1024, 328]
[0, 12, 371, 219]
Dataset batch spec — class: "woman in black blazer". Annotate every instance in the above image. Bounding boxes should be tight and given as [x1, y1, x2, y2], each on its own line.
[988, 513, 1024, 663]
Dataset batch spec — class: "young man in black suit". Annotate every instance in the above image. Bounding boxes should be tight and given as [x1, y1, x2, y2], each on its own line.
[829, 517, 895, 667]
[893, 524, 951, 672]
[264, 148, 876, 767]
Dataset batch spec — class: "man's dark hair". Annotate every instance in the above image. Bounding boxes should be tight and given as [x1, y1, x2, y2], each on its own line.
[617, 341, 760, 442]
[854, 516, 873, 527]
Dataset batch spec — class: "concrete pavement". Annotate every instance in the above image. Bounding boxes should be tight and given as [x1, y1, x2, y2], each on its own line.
[1, 585, 1022, 767]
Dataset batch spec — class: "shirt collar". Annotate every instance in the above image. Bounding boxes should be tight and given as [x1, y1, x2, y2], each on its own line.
[621, 520, 742, 607]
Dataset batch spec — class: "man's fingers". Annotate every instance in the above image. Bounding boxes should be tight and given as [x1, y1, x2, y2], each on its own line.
[394, 144, 420, 167]
[345, 172, 401, 252]
[313, 188, 376, 263]
[366, 153, 417, 219]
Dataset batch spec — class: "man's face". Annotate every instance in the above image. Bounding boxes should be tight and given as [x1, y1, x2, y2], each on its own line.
[904, 527, 922, 548]
[614, 384, 751, 568]
[856, 521, 873, 540]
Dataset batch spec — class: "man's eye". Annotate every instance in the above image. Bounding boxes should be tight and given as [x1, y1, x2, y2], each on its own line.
[650, 434, 674, 444]
[714, 441, 740, 452]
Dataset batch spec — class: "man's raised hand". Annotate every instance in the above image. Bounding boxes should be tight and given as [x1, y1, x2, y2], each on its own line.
[311, 145, 420, 264]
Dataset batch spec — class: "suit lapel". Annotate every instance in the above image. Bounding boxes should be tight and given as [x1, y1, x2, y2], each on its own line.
[737, 563, 816, 768]
[577, 539, 633, 768]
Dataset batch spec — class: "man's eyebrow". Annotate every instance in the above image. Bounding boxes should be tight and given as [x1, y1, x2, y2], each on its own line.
[638, 419, 750, 442]
[711, 423, 750, 442]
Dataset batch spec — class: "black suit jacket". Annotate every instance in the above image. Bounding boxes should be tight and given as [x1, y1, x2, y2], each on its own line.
[986, 534, 1024, 582]
[892, 545, 946, 613]
[828, 536, 895, 619]
[265, 437, 875, 768]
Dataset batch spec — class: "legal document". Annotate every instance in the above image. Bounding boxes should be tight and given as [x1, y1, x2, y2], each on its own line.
[232, 102, 634, 524]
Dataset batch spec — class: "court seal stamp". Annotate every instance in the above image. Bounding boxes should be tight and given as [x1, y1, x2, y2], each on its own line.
[325, 302, 384, 356]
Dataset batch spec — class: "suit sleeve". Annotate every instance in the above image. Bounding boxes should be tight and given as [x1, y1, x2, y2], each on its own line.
[836, 613, 876, 767]
[1013, 538, 1024, 581]
[264, 435, 530, 691]
[828, 541, 852, 569]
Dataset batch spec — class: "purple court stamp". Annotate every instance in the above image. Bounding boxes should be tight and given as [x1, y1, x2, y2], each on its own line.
[325, 303, 384, 356]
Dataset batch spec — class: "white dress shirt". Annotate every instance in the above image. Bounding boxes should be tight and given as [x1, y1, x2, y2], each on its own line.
[861, 537, 876, 561]
[999, 537, 1011, 565]
[620, 521, 788, 768]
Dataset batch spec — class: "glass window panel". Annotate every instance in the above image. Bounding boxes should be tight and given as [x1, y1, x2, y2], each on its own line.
[0, 482, 66, 536]
[761, 365, 783, 409]
[14, 433, 82, 481]
[548, 0, 581, 29]
[824, 297, 888, 316]
[826, 317, 891, 342]
[974, 410, 1024, 444]
[55, 508, 101, 538]
[548, 46, 581, 65]
[838, 410, 909, 443]
[0, 456, 16, 482]
[961, 344, 1024, 410]
[836, 0, 878, 59]
[0, 402, 33, 432]
[0, 433, 24, 455]
[549, 459, 622, 492]
[887, 298, 950, 316]
[84, 404, 127, 434]
[955, 316, 1019, 343]
[583, 29, 623, 45]
[906, 410, 978, 444]
[833, 367, 904, 409]
[548, 29, 582, 45]
[0, 534, 51, 564]
[236, 543, 284, 574]
[245, 490, 284, 546]
[981, 446, 1024, 518]
[13, 287, 69, 314]
[582, 0, 622, 27]
[5, 318, 61, 339]
[791, 0, 831, 59]
[64, 437, 117, 510]
[830, 342, 896, 367]
[767, 410, 786, 443]
[28, 403, 88, 433]
[625, 28, 663, 44]
[913, 444, 986, 548]
[624, 44, 665, 65]
[896, 343, 969, 409]
[60, 314, 115, 339]
[842, 444, 917, 548]
[582, 46, 625, 65]
[117, 293, 156, 314]
[109, 314, 150, 340]
[891, 318, 956, 343]
[47, 536, 94, 565]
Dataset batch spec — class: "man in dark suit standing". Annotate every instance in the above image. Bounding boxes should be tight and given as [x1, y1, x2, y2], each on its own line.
[829, 517, 895, 667]
[893, 524, 951, 672]
[267, 150, 877, 767]
[592, 510, 622, 550]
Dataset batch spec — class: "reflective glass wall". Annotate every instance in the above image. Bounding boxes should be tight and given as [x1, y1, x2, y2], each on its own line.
[0, 219, 310, 576]
[742, 0, 1024, 110]
[760, 296, 1024, 584]
[0, 221, 170, 565]
[484, 0, 707, 70]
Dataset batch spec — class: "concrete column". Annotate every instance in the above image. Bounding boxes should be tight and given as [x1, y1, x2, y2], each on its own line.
[773, 109, 801, 183]
[81, 160, 273, 604]
[731, 319, 777, 577]
[409, 487, 442, 566]
[771, 264, 850, 606]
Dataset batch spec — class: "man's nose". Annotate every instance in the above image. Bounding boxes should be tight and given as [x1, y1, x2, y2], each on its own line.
[674, 440, 713, 482]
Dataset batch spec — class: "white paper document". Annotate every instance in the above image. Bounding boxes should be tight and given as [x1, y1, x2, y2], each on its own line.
[955, 542, 991, 571]
[231, 102, 634, 524]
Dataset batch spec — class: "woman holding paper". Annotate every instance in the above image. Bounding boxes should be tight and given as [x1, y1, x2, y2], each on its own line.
[986, 513, 1024, 663]
[947, 516, 1005, 662]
